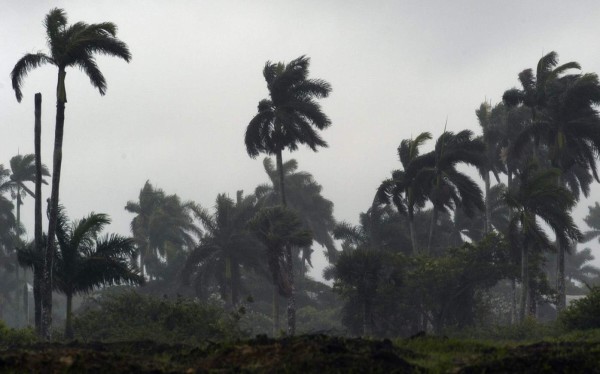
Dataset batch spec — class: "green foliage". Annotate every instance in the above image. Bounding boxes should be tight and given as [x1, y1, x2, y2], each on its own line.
[0, 320, 37, 347]
[72, 289, 243, 343]
[560, 287, 600, 331]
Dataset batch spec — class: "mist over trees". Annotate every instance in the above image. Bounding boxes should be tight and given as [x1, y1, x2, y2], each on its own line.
[4, 8, 600, 346]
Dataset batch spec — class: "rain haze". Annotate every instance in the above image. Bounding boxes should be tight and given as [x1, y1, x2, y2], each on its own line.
[2, 0, 600, 279]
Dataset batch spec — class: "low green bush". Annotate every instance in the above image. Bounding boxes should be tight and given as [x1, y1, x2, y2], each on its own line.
[72, 289, 243, 343]
[0, 321, 37, 347]
[560, 287, 600, 331]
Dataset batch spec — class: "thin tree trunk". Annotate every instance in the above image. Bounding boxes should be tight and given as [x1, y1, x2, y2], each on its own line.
[484, 172, 491, 234]
[519, 239, 528, 322]
[272, 285, 279, 335]
[528, 282, 537, 318]
[363, 300, 370, 336]
[408, 208, 417, 254]
[65, 291, 73, 339]
[511, 278, 517, 325]
[43, 70, 67, 340]
[34, 93, 43, 335]
[556, 177, 567, 312]
[427, 209, 438, 255]
[225, 255, 232, 308]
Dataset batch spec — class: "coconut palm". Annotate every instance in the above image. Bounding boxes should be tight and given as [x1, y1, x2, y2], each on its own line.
[504, 162, 581, 320]
[54, 207, 143, 339]
[376, 132, 432, 253]
[248, 206, 312, 336]
[182, 192, 264, 308]
[245, 55, 331, 335]
[11, 8, 131, 338]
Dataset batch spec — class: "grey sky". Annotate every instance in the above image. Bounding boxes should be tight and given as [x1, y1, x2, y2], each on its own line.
[2, 1, 600, 276]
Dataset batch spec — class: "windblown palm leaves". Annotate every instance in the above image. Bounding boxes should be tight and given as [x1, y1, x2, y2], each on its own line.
[182, 192, 264, 307]
[376, 132, 431, 253]
[54, 207, 143, 338]
[256, 157, 337, 262]
[504, 162, 581, 320]
[11, 8, 131, 339]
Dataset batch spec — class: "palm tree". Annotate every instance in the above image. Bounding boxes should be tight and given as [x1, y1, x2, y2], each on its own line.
[11, 8, 131, 338]
[16, 237, 45, 334]
[256, 157, 337, 263]
[182, 192, 264, 308]
[504, 162, 581, 320]
[125, 181, 200, 278]
[408, 130, 485, 254]
[245, 55, 331, 335]
[54, 207, 143, 339]
[376, 132, 432, 253]
[248, 206, 313, 336]
[9, 154, 50, 326]
[8, 154, 50, 238]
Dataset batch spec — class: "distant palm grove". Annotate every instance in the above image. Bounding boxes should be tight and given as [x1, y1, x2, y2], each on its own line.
[4, 8, 600, 341]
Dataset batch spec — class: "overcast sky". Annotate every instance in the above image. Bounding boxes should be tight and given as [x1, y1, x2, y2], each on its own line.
[3, 1, 600, 276]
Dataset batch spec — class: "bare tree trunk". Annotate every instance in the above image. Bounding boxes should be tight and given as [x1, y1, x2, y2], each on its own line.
[34, 93, 43, 335]
[64, 291, 73, 339]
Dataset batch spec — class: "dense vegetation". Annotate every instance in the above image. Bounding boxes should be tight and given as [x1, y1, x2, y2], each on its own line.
[3, 6, 600, 372]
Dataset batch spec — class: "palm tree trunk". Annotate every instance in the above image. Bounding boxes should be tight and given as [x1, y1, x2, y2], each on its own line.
[34, 93, 43, 334]
[33, 267, 42, 335]
[272, 285, 279, 335]
[43, 70, 67, 340]
[225, 255, 232, 308]
[363, 300, 370, 336]
[556, 177, 567, 312]
[408, 208, 418, 254]
[276, 150, 296, 336]
[519, 239, 528, 322]
[427, 209, 438, 255]
[511, 278, 517, 324]
[65, 291, 73, 339]
[484, 172, 491, 234]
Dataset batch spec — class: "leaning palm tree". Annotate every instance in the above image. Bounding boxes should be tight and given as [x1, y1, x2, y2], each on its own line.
[11, 8, 131, 338]
[182, 192, 264, 308]
[9, 154, 50, 237]
[504, 162, 581, 320]
[54, 207, 143, 339]
[248, 206, 312, 336]
[245, 55, 331, 335]
[408, 130, 486, 254]
[376, 132, 431, 253]
[256, 157, 337, 263]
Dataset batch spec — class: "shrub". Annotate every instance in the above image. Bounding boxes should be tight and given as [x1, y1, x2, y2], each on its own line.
[560, 287, 600, 331]
[0, 321, 37, 347]
[72, 289, 243, 343]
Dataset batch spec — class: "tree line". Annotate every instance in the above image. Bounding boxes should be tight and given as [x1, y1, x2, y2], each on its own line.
[5, 8, 600, 340]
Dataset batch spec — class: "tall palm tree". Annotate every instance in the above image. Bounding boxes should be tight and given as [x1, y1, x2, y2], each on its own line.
[504, 162, 581, 320]
[52, 207, 143, 339]
[8, 154, 49, 327]
[376, 132, 431, 254]
[248, 206, 312, 336]
[182, 192, 264, 308]
[256, 157, 337, 262]
[125, 181, 200, 278]
[245, 55, 331, 335]
[11, 8, 131, 338]
[408, 130, 485, 254]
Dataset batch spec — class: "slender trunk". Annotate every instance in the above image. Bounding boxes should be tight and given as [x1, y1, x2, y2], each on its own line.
[272, 285, 280, 335]
[511, 278, 517, 325]
[225, 255, 232, 308]
[23, 282, 29, 326]
[556, 177, 567, 312]
[362, 299, 369, 336]
[408, 208, 417, 255]
[427, 209, 438, 255]
[33, 267, 41, 335]
[528, 282, 537, 318]
[43, 70, 67, 340]
[286, 245, 296, 336]
[64, 291, 73, 339]
[484, 172, 491, 234]
[34, 93, 43, 335]
[519, 238, 528, 322]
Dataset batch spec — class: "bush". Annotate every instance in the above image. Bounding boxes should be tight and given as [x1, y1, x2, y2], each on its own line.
[0, 321, 37, 347]
[560, 287, 600, 331]
[73, 289, 243, 343]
